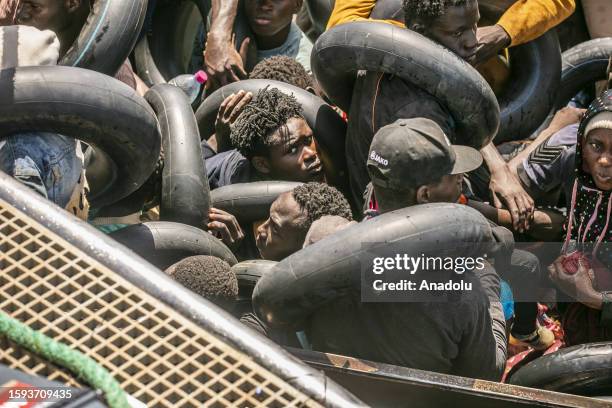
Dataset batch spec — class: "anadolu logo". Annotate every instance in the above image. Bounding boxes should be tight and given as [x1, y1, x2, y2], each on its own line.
[370, 151, 389, 167]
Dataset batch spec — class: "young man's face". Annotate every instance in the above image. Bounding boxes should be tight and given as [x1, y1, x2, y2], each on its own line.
[582, 128, 612, 191]
[244, 0, 298, 38]
[425, 1, 480, 65]
[256, 192, 307, 261]
[422, 174, 464, 203]
[17, 0, 71, 33]
[257, 117, 325, 182]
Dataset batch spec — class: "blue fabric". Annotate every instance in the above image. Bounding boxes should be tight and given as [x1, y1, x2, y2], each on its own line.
[0, 132, 82, 208]
[500, 280, 515, 320]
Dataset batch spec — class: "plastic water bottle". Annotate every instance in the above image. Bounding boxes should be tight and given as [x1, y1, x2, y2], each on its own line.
[168, 70, 208, 104]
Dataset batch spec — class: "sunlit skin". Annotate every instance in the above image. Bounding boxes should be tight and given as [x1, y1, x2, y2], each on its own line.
[244, 0, 301, 50]
[255, 192, 306, 261]
[413, 1, 480, 65]
[582, 128, 612, 191]
[253, 117, 325, 183]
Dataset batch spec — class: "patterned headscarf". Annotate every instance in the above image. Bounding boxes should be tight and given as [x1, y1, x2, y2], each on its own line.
[563, 90, 612, 270]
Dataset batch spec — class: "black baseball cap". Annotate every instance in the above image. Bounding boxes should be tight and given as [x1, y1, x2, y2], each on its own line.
[367, 118, 483, 190]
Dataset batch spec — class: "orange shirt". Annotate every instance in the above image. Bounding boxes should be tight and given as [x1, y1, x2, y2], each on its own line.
[327, 0, 576, 47]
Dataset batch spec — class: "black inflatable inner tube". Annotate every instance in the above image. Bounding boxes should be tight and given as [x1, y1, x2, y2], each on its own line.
[232, 259, 277, 297]
[556, 37, 612, 110]
[83, 146, 117, 201]
[305, 0, 335, 36]
[0, 66, 161, 208]
[387, 0, 559, 144]
[530, 37, 612, 136]
[252, 203, 495, 328]
[313, 0, 561, 145]
[211, 181, 302, 224]
[145, 84, 211, 229]
[135, 0, 207, 85]
[370, 0, 403, 21]
[195, 79, 348, 181]
[495, 30, 561, 144]
[110, 221, 238, 270]
[61, 0, 147, 76]
[135, 0, 250, 86]
[509, 342, 612, 396]
[311, 21, 499, 149]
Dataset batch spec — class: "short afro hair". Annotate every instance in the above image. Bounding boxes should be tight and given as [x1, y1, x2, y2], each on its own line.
[249, 56, 314, 91]
[165, 256, 238, 306]
[230, 87, 304, 159]
[402, 0, 472, 25]
[291, 182, 353, 231]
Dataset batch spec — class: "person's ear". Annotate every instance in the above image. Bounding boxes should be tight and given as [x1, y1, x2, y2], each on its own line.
[415, 185, 430, 204]
[252, 156, 272, 175]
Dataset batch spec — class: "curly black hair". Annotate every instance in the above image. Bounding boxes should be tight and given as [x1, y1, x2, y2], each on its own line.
[165, 256, 238, 304]
[402, 0, 472, 25]
[230, 87, 304, 158]
[249, 56, 315, 91]
[291, 182, 353, 231]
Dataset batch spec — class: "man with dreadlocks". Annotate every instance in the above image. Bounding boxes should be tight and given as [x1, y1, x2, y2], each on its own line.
[203, 87, 325, 190]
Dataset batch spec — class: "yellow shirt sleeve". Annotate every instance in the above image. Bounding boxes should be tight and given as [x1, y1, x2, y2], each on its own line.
[326, 0, 405, 29]
[497, 0, 576, 46]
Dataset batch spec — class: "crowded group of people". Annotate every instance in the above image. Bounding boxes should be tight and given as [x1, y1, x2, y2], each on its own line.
[1, 0, 611, 385]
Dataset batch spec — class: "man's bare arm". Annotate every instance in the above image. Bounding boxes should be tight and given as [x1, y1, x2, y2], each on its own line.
[205, 0, 248, 89]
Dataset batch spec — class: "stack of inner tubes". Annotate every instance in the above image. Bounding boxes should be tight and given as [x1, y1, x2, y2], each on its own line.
[311, 21, 500, 149]
[134, 0, 251, 86]
[145, 84, 211, 229]
[62, 0, 148, 76]
[0, 66, 160, 208]
[253, 203, 496, 328]
[309, 0, 561, 144]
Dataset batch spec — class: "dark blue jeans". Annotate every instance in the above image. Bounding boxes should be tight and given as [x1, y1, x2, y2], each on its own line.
[0, 132, 82, 208]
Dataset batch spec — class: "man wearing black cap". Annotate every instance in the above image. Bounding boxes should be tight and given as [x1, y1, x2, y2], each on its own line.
[307, 118, 502, 380]
[366, 118, 482, 214]
[366, 118, 554, 351]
